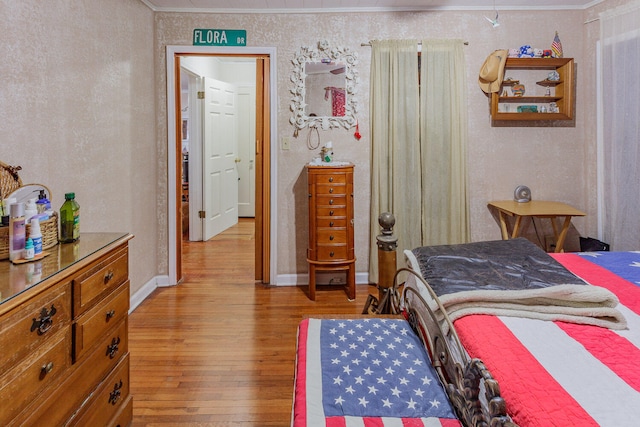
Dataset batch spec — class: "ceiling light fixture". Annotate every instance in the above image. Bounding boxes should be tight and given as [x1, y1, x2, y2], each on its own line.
[484, 0, 500, 28]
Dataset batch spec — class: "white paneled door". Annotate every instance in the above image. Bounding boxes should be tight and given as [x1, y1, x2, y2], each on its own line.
[203, 77, 239, 241]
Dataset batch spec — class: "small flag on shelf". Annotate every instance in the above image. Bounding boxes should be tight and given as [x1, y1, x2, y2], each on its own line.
[551, 31, 563, 58]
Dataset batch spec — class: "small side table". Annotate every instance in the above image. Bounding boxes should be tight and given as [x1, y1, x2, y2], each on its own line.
[488, 200, 586, 253]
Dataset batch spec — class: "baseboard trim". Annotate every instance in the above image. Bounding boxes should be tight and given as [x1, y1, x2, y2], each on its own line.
[129, 274, 170, 313]
[274, 272, 370, 286]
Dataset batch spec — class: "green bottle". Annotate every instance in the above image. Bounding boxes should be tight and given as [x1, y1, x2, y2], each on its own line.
[60, 192, 80, 243]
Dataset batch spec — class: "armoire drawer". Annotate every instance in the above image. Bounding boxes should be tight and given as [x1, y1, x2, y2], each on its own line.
[316, 245, 349, 261]
[313, 173, 347, 184]
[316, 206, 347, 218]
[0, 328, 71, 423]
[0, 281, 71, 368]
[315, 217, 347, 228]
[73, 246, 129, 316]
[316, 194, 347, 208]
[316, 229, 347, 244]
[74, 281, 130, 361]
[315, 183, 347, 195]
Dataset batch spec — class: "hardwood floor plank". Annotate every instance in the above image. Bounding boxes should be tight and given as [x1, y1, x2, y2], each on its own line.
[129, 219, 375, 425]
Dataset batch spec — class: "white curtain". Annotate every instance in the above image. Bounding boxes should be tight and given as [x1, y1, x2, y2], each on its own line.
[368, 39, 469, 281]
[600, 2, 640, 250]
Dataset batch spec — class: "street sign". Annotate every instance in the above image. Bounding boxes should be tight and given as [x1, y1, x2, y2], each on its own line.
[193, 29, 246, 46]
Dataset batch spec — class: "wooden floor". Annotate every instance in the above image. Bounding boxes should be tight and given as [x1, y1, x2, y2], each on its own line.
[129, 218, 376, 426]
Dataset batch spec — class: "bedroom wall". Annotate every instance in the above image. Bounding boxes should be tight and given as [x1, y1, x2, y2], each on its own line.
[0, 0, 158, 297]
[155, 9, 591, 278]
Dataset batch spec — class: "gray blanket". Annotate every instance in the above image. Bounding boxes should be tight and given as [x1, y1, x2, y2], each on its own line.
[405, 238, 626, 330]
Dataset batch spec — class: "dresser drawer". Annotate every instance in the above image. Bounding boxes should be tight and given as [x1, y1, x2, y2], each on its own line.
[316, 229, 347, 244]
[73, 246, 128, 316]
[313, 172, 347, 185]
[316, 245, 349, 261]
[0, 328, 71, 423]
[17, 318, 129, 426]
[0, 282, 71, 368]
[71, 353, 131, 427]
[315, 183, 347, 195]
[316, 206, 347, 218]
[74, 281, 130, 361]
[110, 394, 133, 427]
[316, 217, 347, 228]
[316, 194, 347, 208]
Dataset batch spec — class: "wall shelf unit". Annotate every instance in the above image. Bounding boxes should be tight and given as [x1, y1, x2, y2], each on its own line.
[491, 58, 574, 122]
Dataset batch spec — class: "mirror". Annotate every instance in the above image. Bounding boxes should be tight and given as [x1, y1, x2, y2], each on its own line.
[290, 40, 358, 132]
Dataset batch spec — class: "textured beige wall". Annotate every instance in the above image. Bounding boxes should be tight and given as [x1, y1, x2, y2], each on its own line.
[1, 0, 157, 295]
[155, 9, 591, 276]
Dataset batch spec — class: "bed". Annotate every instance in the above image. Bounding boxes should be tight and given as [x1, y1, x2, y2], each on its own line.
[402, 238, 640, 427]
[292, 236, 640, 427]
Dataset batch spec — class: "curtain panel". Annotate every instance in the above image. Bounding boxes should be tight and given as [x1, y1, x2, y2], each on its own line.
[368, 39, 469, 282]
[600, 1, 640, 250]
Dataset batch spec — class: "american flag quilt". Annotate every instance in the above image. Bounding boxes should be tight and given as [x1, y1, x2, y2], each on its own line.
[292, 317, 461, 427]
[453, 251, 640, 427]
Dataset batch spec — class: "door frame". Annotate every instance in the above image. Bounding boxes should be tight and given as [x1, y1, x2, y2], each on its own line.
[166, 45, 278, 286]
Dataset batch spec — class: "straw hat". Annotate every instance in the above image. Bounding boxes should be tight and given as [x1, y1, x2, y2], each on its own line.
[478, 49, 508, 93]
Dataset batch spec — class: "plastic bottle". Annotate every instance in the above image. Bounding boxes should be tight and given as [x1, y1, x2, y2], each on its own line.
[24, 238, 34, 260]
[29, 217, 43, 256]
[25, 198, 38, 222]
[9, 202, 26, 261]
[60, 193, 80, 243]
[36, 189, 52, 215]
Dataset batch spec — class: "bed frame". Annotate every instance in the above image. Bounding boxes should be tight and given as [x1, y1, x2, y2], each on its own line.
[391, 267, 517, 427]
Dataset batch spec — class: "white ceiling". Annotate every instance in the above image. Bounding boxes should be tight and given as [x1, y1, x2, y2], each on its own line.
[141, 0, 602, 13]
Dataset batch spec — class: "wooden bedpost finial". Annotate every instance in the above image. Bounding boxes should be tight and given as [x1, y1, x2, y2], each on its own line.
[377, 212, 397, 251]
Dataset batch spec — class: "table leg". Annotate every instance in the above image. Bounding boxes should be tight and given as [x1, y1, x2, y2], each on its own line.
[309, 264, 316, 301]
[511, 215, 523, 238]
[497, 211, 510, 240]
[554, 216, 573, 253]
[347, 262, 356, 301]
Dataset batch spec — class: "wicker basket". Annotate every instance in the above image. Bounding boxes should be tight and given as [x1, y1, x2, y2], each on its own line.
[0, 162, 59, 260]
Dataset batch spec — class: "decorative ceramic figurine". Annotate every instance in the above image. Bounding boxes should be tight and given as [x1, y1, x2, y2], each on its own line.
[512, 84, 526, 97]
[508, 48, 519, 58]
[518, 45, 534, 58]
[548, 70, 560, 81]
[543, 49, 553, 58]
[533, 48, 543, 58]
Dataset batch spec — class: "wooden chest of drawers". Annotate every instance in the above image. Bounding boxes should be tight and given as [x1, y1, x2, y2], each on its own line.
[0, 233, 133, 427]
[306, 164, 355, 300]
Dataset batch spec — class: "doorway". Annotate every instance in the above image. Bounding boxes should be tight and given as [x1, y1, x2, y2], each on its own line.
[166, 46, 278, 287]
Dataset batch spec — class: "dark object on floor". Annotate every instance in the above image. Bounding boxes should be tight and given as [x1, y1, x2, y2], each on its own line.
[580, 236, 610, 252]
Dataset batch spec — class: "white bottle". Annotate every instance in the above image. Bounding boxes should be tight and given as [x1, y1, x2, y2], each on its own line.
[9, 202, 26, 261]
[25, 198, 38, 222]
[30, 217, 43, 256]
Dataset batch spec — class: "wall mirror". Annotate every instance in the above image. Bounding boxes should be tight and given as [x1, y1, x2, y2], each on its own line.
[290, 40, 358, 132]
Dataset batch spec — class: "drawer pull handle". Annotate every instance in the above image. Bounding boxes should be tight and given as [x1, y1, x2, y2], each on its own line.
[109, 380, 123, 405]
[329, 235, 334, 241]
[330, 251, 335, 257]
[329, 177, 333, 182]
[330, 221, 334, 227]
[329, 210, 334, 216]
[107, 336, 121, 359]
[106, 309, 116, 321]
[329, 188, 333, 193]
[104, 270, 115, 284]
[40, 362, 54, 379]
[329, 199, 334, 205]
[31, 304, 57, 336]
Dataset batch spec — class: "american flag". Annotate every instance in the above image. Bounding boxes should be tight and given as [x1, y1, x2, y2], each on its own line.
[293, 318, 461, 426]
[551, 31, 563, 58]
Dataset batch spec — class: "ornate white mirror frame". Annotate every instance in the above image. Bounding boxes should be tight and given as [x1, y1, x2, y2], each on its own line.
[290, 40, 358, 132]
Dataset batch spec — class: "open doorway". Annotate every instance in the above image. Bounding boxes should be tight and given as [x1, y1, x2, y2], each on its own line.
[166, 46, 277, 287]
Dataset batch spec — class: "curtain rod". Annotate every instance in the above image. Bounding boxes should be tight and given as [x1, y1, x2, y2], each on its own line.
[361, 41, 469, 46]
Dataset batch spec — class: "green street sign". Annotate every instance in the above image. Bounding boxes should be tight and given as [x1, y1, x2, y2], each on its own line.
[193, 29, 246, 46]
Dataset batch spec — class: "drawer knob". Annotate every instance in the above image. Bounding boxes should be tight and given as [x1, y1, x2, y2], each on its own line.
[329, 188, 333, 193]
[330, 251, 335, 257]
[329, 221, 334, 227]
[109, 380, 123, 405]
[329, 199, 334, 205]
[329, 235, 334, 241]
[106, 309, 116, 321]
[107, 336, 121, 359]
[40, 361, 54, 379]
[31, 304, 57, 336]
[329, 210, 334, 216]
[329, 177, 333, 182]
[104, 270, 115, 284]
